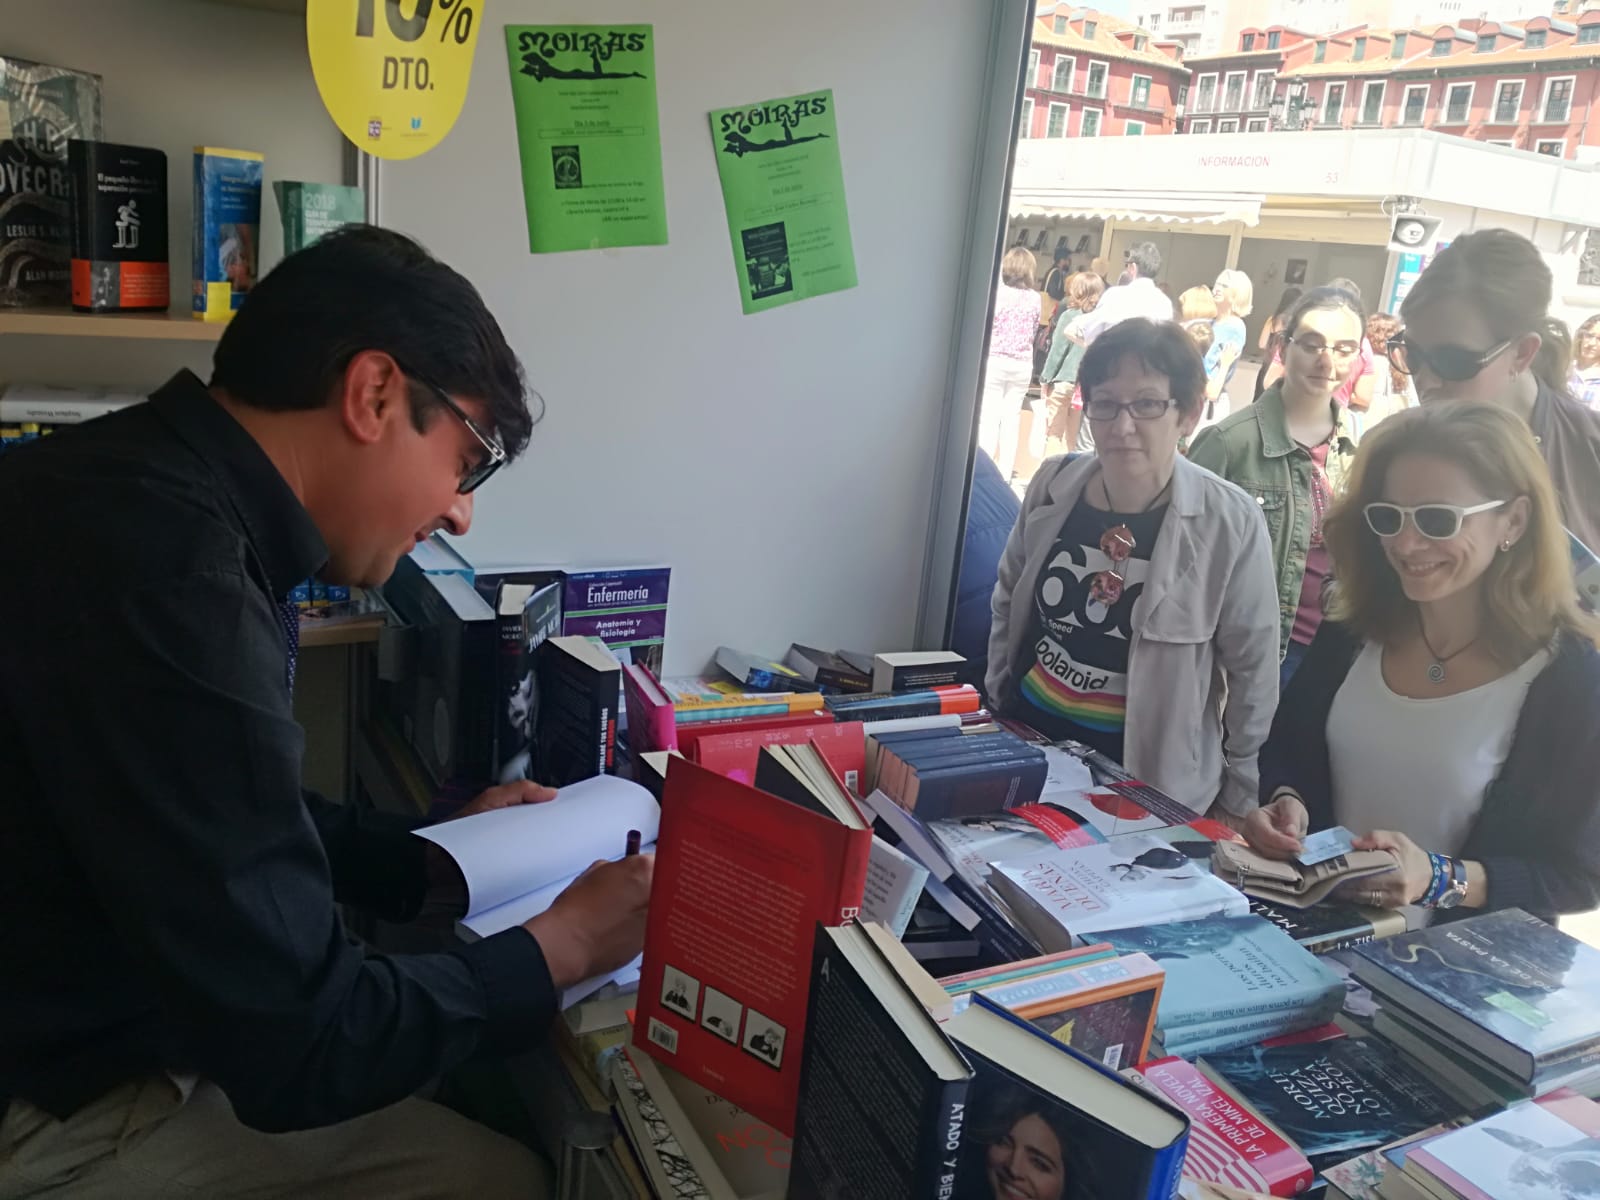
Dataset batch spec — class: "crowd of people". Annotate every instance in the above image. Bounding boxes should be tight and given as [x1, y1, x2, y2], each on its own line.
[981, 226, 1600, 928]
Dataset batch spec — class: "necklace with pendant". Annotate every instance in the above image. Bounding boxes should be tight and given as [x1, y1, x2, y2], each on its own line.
[1417, 612, 1477, 684]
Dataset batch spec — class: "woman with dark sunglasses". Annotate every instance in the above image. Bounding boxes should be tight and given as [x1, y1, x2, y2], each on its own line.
[1233, 403, 1600, 926]
[1189, 287, 1364, 686]
[986, 319, 1279, 822]
[1395, 228, 1600, 553]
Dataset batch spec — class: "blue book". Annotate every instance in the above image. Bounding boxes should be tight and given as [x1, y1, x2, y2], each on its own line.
[947, 994, 1190, 1199]
[1103, 913, 1345, 1031]
[1352, 907, 1600, 1084]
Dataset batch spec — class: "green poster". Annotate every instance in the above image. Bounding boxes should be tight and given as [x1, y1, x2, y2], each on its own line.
[709, 89, 858, 314]
[504, 25, 668, 253]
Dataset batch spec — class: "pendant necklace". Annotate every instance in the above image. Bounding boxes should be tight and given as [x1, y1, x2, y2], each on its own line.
[1416, 612, 1477, 684]
[1090, 474, 1168, 608]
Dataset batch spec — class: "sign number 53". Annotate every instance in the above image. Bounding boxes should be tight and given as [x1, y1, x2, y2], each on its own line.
[308, 0, 484, 160]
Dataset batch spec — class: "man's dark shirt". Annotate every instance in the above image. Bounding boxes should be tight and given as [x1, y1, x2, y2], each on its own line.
[0, 371, 554, 1133]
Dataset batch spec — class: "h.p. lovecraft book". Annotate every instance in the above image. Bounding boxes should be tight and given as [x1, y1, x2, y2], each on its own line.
[68, 140, 167, 312]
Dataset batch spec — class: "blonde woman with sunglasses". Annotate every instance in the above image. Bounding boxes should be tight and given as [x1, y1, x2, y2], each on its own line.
[1235, 403, 1600, 925]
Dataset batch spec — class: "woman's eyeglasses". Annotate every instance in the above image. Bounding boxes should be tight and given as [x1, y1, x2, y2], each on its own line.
[1363, 500, 1505, 540]
[1286, 335, 1361, 359]
[1386, 335, 1512, 382]
[1083, 397, 1175, 422]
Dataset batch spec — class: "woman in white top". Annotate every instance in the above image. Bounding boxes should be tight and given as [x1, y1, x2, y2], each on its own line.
[979, 246, 1045, 481]
[1235, 403, 1600, 923]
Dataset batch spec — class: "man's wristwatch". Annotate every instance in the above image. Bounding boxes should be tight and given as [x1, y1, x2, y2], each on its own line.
[1436, 856, 1469, 909]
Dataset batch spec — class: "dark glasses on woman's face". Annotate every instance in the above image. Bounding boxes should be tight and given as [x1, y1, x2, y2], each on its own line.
[1363, 500, 1504, 539]
[1386, 335, 1512, 382]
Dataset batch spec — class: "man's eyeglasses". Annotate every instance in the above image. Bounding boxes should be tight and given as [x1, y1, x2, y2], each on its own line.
[1287, 335, 1361, 359]
[1386, 335, 1512, 383]
[408, 374, 507, 494]
[1083, 397, 1176, 422]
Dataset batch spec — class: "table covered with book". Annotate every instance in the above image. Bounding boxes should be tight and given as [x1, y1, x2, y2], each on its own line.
[412, 641, 1600, 1200]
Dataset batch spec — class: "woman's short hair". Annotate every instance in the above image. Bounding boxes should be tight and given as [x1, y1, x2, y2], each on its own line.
[1177, 286, 1217, 322]
[1067, 270, 1105, 311]
[1285, 286, 1365, 341]
[1079, 318, 1207, 415]
[1324, 402, 1599, 662]
[1002, 245, 1038, 290]
[1213, 269, 1254, 317]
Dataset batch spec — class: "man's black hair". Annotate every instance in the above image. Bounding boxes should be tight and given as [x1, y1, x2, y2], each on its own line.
[1078, 318, 1206, 413]
[210, 224, 536, 460]
[1125, 241, 1162, 280]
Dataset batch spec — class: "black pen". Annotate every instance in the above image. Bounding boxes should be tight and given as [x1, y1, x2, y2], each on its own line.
[625, 829, 641, 857]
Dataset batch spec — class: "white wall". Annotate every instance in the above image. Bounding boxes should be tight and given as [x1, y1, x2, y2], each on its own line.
[2, 0, 346, 391]
[382, 0, 1004, 673]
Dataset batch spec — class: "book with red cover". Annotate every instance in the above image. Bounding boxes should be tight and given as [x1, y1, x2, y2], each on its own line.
[1127, 1056, 1314, 1197]
[692, 721, 866, 795]
[632, 757, 870, 1136]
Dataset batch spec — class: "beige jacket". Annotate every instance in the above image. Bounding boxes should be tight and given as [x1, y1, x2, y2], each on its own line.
[985, 453, 1280, 816]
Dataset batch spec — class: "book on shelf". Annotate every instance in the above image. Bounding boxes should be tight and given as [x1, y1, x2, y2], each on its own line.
[691, 720, 865, 796]
[1247, 896, 1406, 956]
[412, 774, 658, 1004]
[1123, 1056, 1314, 1198]
[272, 180, 364, 253]
[192, 146, 262, 321]
[558, 565, 670, 683]
[714, 646, 817, 694]
[870, 650, 971, 693]
[0, 383, 143, 424]
[783, 644, 872, 693]
[1402, 1087, 1600, 1200]
[1198, 1037, 1459, 1171]
[1352, 908, 1600, 1086]
[872, 728, 1049, 820]
[977, 951, 1164, 1071]
[535, 635, 619, 786]
[991, 832, 1250, 951]
[491, 579, 561, 785]
[1101, 914, 1345, 1053]
[824, 684, 983, 724]
[67, 139, 168, 312]
[631, 757, 869, 1135]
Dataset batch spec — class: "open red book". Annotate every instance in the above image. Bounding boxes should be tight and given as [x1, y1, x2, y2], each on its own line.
[632, 754, 870, 1136]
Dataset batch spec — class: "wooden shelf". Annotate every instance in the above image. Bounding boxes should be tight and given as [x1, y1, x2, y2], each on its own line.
[300, 620, 386, 649]
[0, 308, 224, 342]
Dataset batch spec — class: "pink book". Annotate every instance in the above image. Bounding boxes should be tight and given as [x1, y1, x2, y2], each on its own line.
[622, 662, 677, 753]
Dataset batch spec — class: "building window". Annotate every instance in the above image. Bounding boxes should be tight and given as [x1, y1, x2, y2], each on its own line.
[1252, 71, 1276, 108]
[1126, 119, 1146, 135]
[1088, 60, 1109, 99]
[1536, 138, 1565, 155]
[1402, 84, 1429, 124]
[1432, 37, 1451, 56]
[1194, 73, 1217, 112]
[1267, 30, 1281, 48]
[1392, 32, 1408, 56]
[1189, 118, 1213, 132]
[1544, 76, 1575, 121]
[1314, 40, 1327, 62]
[1484, 138, 1515, 146]
[1477, 33, 1495, 52]
[1246, 117, 1267, 131]
[1217, 118, 1239, 132]
[1223, 71, 1246, 110]
[1054, 14, 1067, 33]
[1084, 19, 1098, 38]
[1579, 24, 1600, 44]
[1131, 74, 1153, 107]
[1354, 35, 1367, 60]
[1323, 82, 1346, 124]
[1134, 34, 1148, 50]
[1053, 57, 1075, 92]
[1493, 80, 1523, 122]
[1242, 32, 1256, 50]
[1525, 29, 1547, 48]
[1444, 82, 1473, 122]
[1582, 230, 1600, 287]
[1047, 101, 1070, 137]
[1019, 97, 1034, 137]
[1361, 79, 1386, 123]
[1028, 49, 1040, 86]
[1081, 108, 1102, 136]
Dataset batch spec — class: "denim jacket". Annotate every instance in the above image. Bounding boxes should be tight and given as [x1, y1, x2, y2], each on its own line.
[1187, 383, 1357, 656]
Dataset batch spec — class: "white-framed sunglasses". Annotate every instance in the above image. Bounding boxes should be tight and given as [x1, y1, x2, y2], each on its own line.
[1363, 500, 1505, 540]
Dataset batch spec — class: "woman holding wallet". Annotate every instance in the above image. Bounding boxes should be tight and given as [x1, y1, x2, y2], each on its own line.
[1236, 402, 1600, 924]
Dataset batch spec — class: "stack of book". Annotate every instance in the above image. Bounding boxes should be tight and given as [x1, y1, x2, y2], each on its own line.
[869, 724, 1049, 820]
[0, 384, 143, 453]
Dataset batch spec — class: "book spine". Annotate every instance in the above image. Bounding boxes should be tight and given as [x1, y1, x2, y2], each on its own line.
[835, 828, 872, 926]
[815, 665, 872, 693]
[1534, 1037, 1600, 1083]
[1163, 1010, 1337, 1058]
[909, 755, 1048, 821]
[1299, 926, 1379, 956]
[1163, 979, 1346, 1030]
[914, 1076, 969, 1200]
[1146, 1133, 1188, 1200]
[674, 701, 791, 724]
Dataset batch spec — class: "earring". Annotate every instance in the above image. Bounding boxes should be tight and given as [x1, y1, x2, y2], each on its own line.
[1500, 539, 1513, 552]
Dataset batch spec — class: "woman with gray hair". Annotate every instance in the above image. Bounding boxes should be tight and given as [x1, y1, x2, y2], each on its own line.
[1200, 268, 1252, 429]
[979, 245, 1043, 481]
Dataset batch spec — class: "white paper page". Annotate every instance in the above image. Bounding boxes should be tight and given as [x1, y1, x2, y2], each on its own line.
[862, 836, 929, 937]
[415, 775, 659, 917]
[458, 842, 657, 937]
[1038, 746, 1094, 797]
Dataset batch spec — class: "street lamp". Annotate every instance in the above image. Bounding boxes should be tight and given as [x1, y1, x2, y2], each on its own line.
[1269, 80, 1310, 130]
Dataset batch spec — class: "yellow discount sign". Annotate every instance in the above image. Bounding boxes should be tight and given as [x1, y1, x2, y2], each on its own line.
[307, 0, 483, 160]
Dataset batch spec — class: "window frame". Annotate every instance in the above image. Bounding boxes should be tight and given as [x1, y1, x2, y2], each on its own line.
[1046, 100, 1070, 137]
[1579, 24, 1600, 45]
[1251, 69, 1276, 109]
[1052, 55, 1076, 93]
[1054, 13, 1068, 34]
[1081, 107, 1103, 136]
[1353, 35, 1368, 60]
[1491, 78, 1524, 123]
[1535, 137, 1566, 155]
[1189, 117, 1213, 133]
[1084, 18, 1098, 38]
[1540, 74, 1577, 123]
[1193, 71, 1218, 112]
[1525, 29, 1548, 48]
[1314, 40, 1327, 63]
[1223, 69, 1247, 111]
[1431, 37, 1451, 56]
[1360, 79, 1387, 124]
[1442, 80, 1475, 124]
[1245, 117, 1267, 131]
[1401, 82, 1430, 125]
[1242, 32, 1256, 50]
[1267, 30, 1281, 49]
[1216, 117, 1238, 132]
[1476, 33, 1495, 52]
[1130, 72, 1154, 109]
[1392, 32, 1408, 57]
[1028, 48, 1040, 87]
[1087, 59, 1111, 100]
[1322, 81, 1346, 124]
[1019, 96, 1035, 138]
[1125, 118, 1147, 135]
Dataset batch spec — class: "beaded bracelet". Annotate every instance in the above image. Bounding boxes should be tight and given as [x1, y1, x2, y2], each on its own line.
[1420, 852, 1451, 908]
